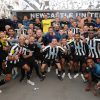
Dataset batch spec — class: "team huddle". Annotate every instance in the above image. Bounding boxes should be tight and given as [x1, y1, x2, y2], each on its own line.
[0, 14, 100, 95]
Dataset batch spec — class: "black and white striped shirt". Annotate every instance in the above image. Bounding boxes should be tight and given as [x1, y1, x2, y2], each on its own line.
[74, 40, 87, 56]
[86, 38, 100, 58]
[8, 44, 29, 64]
[71, 27, 80, 35]
[15, 29, 27, 38]
[61, 44, 71, 55]
[42, 45, 65, 59]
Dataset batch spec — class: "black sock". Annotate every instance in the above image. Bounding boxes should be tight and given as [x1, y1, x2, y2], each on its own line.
[34, 62, 42, 77]
[62, 70, 65, 73]
[20, 69, 25, 79]
[68, 69, 71, 73]
[58, 71, 61, 76]
[27, 71, 31, 80]
[41, 72, 45, 75]
[0, 79, 6, 86]
[74, 70, 78, 74]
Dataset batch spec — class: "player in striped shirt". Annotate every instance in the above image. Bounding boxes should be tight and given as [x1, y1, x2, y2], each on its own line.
[71, 21, 80, 35]
[60, 38, 73, 79]
[86, 31, 100, 63]
[7, 36, 35, 86]
[41, 38, 65, 81]
[73, 33, 88, 81]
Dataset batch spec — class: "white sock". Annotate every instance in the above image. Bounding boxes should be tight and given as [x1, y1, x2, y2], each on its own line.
[27, 80, 35, 86]
[14, 67, 18, 75]
[62, 73, 66, 79]
[0, 90, 2, 93]
[81, 74, 86, 82]
[47, 66, 51, 72]
[12, 68, 15, 75]
[74, 73, 79, 79]
[68, 73, 72, 79]
[56, 69, 58, 75]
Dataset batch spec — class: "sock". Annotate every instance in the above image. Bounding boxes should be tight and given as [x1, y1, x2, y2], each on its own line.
[0, 79, 6, 86]
[68, 69, 71, 73]
[58, 71, 61, 76]
[14, 67, 18, 75]
[41, 72, 45, 76]
[74, 70, 78, 74]
[62, 69, 65, 73]
[27, 71, 31, 80]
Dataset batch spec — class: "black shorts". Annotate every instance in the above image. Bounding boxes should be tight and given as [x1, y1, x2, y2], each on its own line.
[74, 55, 86, 63]
[62, 54, 74, 62]
[21, 57, 35, 67]
[5, 61, 19, 74]
[6, 59, 28, 74]
[42, 59, 60, 64]
[92, 73, 100, 83]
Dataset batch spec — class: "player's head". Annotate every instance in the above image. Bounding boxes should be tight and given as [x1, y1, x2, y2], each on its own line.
[48, 27, 54, 34]
[19, 35, 25, 46]
[36, 29, 42, 37]
[86, 58, 95, 68]
[74, 33, 80, 42]
[44, 14, 48, 19]
[27, 29, 33, 36]
[61, 38, 67, 45]
[8, 28, 15, 37]
[0, 31, 6, 39]
[29, 36, 35, 44]
[68, 31, 74, 39]
[51, 38, 58, 46]
[88, 31, 94, 39]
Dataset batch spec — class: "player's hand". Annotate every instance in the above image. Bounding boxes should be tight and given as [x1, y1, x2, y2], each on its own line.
[7, 38, 12, 42]
[29, 52, 33, 57]
[41, 45, 45, 49]
[14, 55, 19, 60]
[2, 38, 7, 41]
[3, 46, 8, 51]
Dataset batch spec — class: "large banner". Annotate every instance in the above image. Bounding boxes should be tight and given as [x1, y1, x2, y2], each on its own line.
[12, 10, 100, 19]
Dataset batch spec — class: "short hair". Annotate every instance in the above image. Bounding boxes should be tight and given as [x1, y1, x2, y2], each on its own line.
[0, 31, 4, 33]
[8, 28, 14, 31]
[88, 30, 94, 34]
[86, 57, 94, 61]
[23, 15, 29, 18]
[59, 27, 64, 30]
[52, 37, 57, 41]
[36, 29, 42, 32]
[61, 38, 67, 40]
[19, 35, 26, 40]
[49, 27, 53, 29]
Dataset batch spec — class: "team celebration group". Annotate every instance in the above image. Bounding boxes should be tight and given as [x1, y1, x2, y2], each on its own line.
[0, 14, 100, 95]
